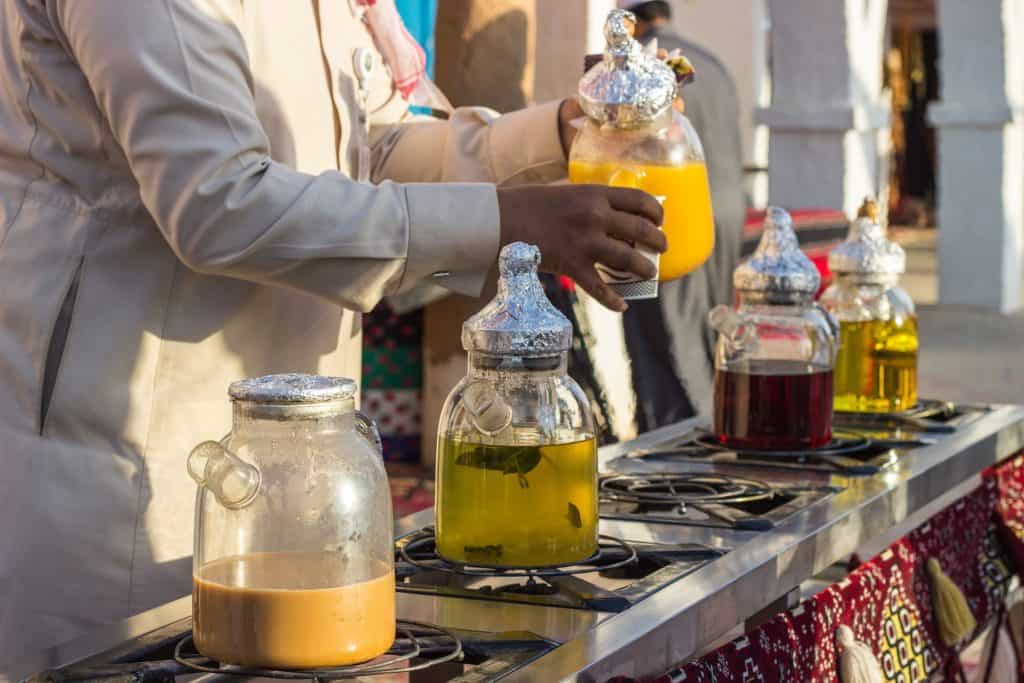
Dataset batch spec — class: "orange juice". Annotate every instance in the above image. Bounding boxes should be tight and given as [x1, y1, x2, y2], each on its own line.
[193, 552, 395, 669]
[568, 160, 715, 281]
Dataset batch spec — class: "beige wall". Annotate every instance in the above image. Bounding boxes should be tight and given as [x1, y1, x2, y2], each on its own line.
[435, 0, 536, 110]
[533, 0, 616, 103]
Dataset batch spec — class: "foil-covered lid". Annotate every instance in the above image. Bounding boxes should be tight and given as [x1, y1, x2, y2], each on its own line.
[828, 198, 906, 275]
[577, 9, 677, 126]
[462, 243, 572, 357]
[229, 374, 357, 403]
[734, 207, 821, 297]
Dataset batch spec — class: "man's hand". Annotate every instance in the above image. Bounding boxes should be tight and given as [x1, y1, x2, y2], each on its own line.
[497, 184, 667, 312]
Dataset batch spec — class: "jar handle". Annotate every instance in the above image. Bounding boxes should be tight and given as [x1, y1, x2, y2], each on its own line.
[812, 302, 840, 362]
[355, 410, 383, 456]
[708, 305, 759, 357]
[187, 437, 261, 509]
[462, 381, 513, 436]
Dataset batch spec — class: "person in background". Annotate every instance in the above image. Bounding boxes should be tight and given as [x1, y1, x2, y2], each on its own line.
[0, 0, 666, 664]
[618, 0, 747, 428]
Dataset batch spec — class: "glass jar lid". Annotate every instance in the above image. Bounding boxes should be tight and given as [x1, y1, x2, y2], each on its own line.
[734, 207, 821, 298]
[461, 242, 572, 357]
[229, 373, 357, 404]
[578, 9, 677, 127]
[828, 198, 906, 275]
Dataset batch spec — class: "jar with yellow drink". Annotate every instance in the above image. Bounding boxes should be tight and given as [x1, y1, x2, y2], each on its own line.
[820, 199, 919, 413]
[570, 9, 714, 298]
[435, 243, 598, 567]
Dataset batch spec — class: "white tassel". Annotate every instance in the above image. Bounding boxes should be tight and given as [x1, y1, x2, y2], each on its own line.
[836, 625, 883, 683]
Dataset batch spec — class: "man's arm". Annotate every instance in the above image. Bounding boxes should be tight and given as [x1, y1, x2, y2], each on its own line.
[51, 0, 500, 312]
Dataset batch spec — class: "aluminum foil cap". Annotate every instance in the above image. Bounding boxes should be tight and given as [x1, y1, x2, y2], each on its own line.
[734, 207, 821, 297]
[828, 198, 906, 275]
[462, 243, 572, 357]
[578, 9, 677, 127]
[229, 374, 357, 403]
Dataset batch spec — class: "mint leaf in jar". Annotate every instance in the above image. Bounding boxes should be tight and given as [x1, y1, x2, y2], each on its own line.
[566, 502, 583, 529]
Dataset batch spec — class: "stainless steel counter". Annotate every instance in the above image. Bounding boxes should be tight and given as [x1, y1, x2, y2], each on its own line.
[505, 404, 1024, 681]
[10, 404, 1024, 683]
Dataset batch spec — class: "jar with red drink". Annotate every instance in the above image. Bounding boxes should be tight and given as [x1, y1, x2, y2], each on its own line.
[708, 207, 839, 451]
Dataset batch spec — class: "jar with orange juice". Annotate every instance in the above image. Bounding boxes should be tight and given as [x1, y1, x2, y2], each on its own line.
[570, 8, 714, 298]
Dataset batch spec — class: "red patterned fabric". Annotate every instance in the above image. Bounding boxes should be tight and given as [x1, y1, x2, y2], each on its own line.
[988, 453, 1024, 574]
[626, 480, 1013, 683]
[985, 450, 1024, 680]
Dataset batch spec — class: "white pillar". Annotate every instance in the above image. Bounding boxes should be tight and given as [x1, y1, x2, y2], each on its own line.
[670, 0, 771, 208]
[757, 0, 891, 217]
[930, 0, 1024, 312]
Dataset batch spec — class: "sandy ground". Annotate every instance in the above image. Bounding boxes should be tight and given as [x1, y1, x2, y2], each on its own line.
[894, 227, 1024, 406]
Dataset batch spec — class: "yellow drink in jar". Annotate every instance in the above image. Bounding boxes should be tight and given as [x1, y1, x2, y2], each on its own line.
[435, 435, 598, 567]
[568, 160, 715, 281]
[833, 317, 919, 413]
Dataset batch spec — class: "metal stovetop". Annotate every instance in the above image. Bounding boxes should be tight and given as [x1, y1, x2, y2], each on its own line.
[11, 402, 1024, 683]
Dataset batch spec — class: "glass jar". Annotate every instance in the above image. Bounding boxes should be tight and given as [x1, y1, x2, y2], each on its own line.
[708, 208, 839, 450]
[435, 243, 598, 567]
[569, 8, 714, 297]
[187, 374, 393, 669]
[820, 199, 918, 413]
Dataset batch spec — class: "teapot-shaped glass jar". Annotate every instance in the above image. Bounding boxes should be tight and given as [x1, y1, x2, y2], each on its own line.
[435, 243, 598, 567]
[708, 207, 839, 450]
[820, 199, 918, 413]
[569, 8, 714, 294]
[187, 374, 393, 669]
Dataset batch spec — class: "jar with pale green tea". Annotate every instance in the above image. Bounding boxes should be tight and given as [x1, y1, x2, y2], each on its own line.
[820, 198, 918, 414]
[434, 243, 598, 567]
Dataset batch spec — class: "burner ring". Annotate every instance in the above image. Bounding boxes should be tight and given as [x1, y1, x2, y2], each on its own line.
[397, 528, 637, 577]
[173, 620, 463, 680]
[692, 431, 872, 459]
[600, 473, 774, 506]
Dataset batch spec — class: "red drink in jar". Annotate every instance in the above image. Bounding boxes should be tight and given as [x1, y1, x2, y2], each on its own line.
[713, 359, 834, 450]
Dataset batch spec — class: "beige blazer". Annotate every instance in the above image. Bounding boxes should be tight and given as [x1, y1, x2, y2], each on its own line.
[0, 0, 567, 663]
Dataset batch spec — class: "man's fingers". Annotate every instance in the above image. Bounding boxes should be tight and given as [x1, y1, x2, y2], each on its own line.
[607, 212, 667, 253]
[605, 187, 664, 227]
[596, 238, 657, 280]
[574, 266, 627, 313]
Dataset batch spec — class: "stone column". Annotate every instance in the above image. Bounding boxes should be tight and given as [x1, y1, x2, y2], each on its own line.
[756, 0, 891, 217]
[929, 0, 1024, 312]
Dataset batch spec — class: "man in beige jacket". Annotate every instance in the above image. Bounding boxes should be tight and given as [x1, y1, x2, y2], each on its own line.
[0, 0, 665, 663]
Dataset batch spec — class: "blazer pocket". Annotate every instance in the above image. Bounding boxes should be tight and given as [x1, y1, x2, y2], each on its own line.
[40, 257, 83, 435]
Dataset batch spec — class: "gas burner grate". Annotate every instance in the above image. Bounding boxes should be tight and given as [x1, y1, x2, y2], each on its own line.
[692, 431, 872, 458]
[397, 528, 637, 577]
[173, 620, 462, 680]
[600, 473, 773, 507]
[598, 473, 798, 530]
[834, 399, 968, 434]
[626, 430, 884, 476]
[900, 399, 959, 420]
